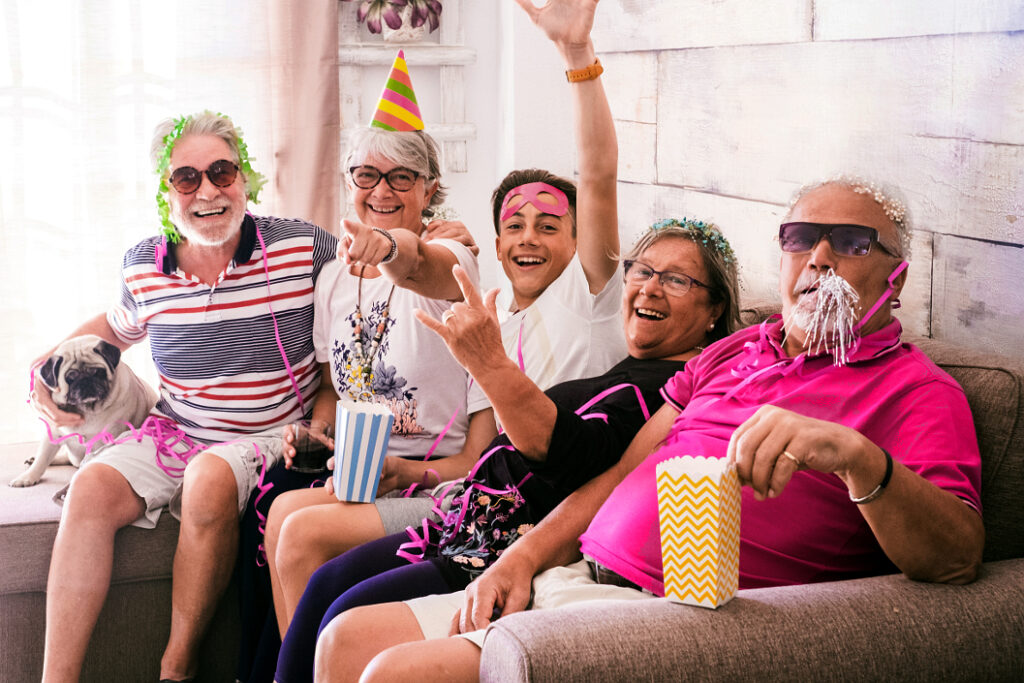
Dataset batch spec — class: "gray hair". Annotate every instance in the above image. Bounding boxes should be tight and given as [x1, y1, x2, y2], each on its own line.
[626, 221, 742, 341]
[786, 175, 912, 259]
[149, 111, 264, 199]
[344, 127, 447, 214]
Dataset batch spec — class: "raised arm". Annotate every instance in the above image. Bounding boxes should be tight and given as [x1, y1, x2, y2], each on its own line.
[339, 219, 465, 301]
[516, 0, 619, 292]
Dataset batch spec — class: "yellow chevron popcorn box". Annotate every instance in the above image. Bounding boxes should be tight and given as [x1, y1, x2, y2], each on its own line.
[657, 455, 741, 608]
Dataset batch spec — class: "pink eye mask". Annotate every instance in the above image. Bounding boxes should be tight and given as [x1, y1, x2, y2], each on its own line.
[499, 182, 570, 222]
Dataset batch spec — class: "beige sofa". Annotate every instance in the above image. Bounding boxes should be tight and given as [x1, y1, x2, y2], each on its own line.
[478, 337, 1024, 681]
[3, 336, 1022, 681]
[0, 446, 239, 682]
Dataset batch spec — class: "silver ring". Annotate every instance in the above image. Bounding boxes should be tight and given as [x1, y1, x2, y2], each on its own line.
[442, 310, 456, 324]
[781, 450, 800, 466]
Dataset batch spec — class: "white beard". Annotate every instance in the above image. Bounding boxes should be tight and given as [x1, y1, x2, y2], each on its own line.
[787, 271, 860, 366]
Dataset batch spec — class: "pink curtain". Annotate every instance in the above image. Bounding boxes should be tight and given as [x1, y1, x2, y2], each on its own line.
[269, 0, 342, 235]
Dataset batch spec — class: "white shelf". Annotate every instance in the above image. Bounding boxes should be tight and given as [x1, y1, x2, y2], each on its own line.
[338, 44, 476, 66]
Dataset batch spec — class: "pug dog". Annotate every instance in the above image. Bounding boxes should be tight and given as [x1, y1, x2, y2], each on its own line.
[10, 335, 157, 487]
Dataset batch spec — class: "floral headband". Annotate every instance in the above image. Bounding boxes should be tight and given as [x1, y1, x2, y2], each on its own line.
[647, 217, 736, 265]
[154, 112, 267, 243]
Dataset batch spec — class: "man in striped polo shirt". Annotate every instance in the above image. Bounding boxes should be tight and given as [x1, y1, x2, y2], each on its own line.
[30, 111, 337, 683]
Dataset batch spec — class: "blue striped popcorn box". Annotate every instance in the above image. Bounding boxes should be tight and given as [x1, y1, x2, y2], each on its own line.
[333, 400, 395, 503]
[657, 455, 741, 609]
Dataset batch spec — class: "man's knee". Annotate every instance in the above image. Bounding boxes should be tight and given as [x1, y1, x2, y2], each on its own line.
[63, 463, 143, 528]
[181, 452, 239, 525]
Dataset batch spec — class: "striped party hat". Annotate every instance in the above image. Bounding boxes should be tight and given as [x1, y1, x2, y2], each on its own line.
[370, 50, 424, 132]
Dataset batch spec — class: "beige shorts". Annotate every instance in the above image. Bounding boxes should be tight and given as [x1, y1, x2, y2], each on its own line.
[78, 427, 285, 529]
[404, 558, 657, 648]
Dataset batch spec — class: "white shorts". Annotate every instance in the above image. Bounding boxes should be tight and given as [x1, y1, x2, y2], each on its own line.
[404, 558, 656, 648]
[78, 427, 285, 528]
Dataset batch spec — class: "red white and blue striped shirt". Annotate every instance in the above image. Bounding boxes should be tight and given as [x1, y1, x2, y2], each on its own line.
[107, 214, 337, 443]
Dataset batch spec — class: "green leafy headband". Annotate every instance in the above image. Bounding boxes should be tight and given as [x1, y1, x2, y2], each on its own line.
[649, 217, 736, 265]
[154, 112, 267, 243]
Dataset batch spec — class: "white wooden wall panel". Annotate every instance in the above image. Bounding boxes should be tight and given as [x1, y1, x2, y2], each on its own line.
[950, 33, 1024, 144]
[601, 52, 657, 123]
[815, 0, 1024, 41]
[931, 233, 1024, 354]
[656, 38, 959, 202]
[616, 121, 657, 184]
[592, 0, 810, 52]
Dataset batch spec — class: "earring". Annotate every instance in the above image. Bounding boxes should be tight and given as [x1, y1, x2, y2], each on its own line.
[708, 322, 715, 331]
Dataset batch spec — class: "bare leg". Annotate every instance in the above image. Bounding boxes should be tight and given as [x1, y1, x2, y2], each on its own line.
[265, 486, 348, 634]
[42, 464, 146, 683]
[314, 602, 425, 683]
[362, 638, 482, 683]
[274, 498, 386, 629]
[159, 453, 240, 680]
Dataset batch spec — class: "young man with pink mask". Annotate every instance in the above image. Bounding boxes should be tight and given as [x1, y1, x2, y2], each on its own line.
[464, 3, 628, 408]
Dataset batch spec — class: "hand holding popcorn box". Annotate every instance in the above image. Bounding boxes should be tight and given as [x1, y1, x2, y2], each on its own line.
[333, 400, 394, 503]
[657, 455, 741, 609]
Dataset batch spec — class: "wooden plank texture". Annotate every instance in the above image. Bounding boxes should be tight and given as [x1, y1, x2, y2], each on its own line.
[815, 0, 1024, 41]
[931, 234, 1024, 354]
[592, 0, 810, 52]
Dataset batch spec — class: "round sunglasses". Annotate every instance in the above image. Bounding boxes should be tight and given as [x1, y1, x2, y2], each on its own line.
[168, 159, 239, 195]
[779, 222, 895, 257]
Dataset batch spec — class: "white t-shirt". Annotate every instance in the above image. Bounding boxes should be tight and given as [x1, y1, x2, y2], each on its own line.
[313, 239, 479, 458]
[467, 255, 626, 414]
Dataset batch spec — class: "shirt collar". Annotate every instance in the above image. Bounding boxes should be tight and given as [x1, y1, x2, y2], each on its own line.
[758, 314, 903, 366]
[159, 213, 257, 275]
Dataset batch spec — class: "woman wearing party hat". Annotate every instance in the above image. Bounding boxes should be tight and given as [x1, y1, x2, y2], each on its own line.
[266, 5, 628, 649]
[236, 51, 499, 682]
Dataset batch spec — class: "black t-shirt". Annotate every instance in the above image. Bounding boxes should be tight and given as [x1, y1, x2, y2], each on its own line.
[435, 356, 687, 577]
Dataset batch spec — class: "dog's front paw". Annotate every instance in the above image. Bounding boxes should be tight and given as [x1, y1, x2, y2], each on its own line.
[9, 472, 42, 487]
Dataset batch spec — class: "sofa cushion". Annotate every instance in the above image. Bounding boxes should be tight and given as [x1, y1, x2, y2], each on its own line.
[0, 443, 179, 595]
[916, 338, 1024, 562]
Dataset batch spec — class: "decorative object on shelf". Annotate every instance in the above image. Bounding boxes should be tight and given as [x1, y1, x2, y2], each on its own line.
[343, 0, 442, 41]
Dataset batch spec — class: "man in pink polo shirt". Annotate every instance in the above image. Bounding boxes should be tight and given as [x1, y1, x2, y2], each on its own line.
[327, 175, 984, 681]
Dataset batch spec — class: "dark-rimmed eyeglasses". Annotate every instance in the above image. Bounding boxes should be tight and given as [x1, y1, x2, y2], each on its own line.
[779, 222, 895, 257]
[349, 165, 422, 192]
[168, 160, 239, 195]
[623, 260, 708, 296]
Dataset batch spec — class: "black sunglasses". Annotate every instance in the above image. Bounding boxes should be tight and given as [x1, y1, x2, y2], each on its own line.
[349, 165, 422, 192]
[779, 222, 894, 257]
[168, 159, 239, 195]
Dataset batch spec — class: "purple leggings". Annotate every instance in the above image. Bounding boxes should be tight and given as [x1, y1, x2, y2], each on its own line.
[275, 532, 468, 683]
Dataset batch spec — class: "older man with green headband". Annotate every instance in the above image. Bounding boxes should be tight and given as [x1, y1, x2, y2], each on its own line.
[29, 111, 338, 683]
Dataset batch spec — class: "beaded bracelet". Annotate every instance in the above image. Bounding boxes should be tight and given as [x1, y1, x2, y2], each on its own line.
[850, 448, 893, 505]
[372, 227, 399, 264]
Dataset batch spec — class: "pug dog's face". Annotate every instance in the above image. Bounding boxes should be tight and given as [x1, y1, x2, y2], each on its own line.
[39, 336, 122, 415]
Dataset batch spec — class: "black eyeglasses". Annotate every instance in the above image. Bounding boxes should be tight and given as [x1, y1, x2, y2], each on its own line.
[168, 159, 239, 194]
[779, 222, 895, 257]
[349, 165, 422, 192]
[623, 260, 708, 296]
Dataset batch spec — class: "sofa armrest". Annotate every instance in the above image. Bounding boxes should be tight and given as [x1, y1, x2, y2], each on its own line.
[480, 558, 1024, 682]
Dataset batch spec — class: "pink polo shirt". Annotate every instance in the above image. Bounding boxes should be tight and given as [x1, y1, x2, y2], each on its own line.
[579, 317, 981, 595]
